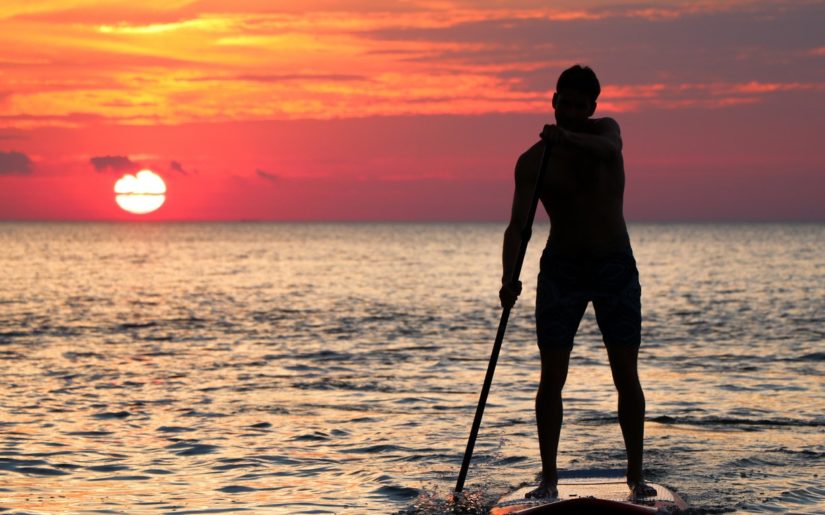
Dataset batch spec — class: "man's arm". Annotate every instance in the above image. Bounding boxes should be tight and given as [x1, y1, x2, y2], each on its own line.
[542, 117, 622, 161]
[500, 151, 537, 308]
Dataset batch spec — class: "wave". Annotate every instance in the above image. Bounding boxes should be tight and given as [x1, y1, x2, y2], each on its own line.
[578, 414, 824, 428]
[649, 415, 824, 428]
[784, 351, 825, 362]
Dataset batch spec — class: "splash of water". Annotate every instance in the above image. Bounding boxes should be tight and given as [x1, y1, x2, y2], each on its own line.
[400, 486, 492, 514]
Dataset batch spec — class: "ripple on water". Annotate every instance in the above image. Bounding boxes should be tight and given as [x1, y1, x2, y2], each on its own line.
[157, 425, 194, 433]
[64, 430, 114, 437]
[218, 485, 258, 494]
[12, 466, 71, 476]
[92, 411, 132, 419]
[88, 464, 131, 472]
[89, 474, 152, 481]
[291, 431, 331, 441]
[340, 444, 413, 454]
[374, 484, 420, 501]
[166, 441, 220, 456]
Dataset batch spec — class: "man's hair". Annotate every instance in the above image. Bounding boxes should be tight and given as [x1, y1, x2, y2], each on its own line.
[556, 65, 601, 103]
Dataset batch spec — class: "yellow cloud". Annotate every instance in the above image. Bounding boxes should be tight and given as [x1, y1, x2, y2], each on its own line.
[0, 1, 821, 128]
[98, 16, 236, 35]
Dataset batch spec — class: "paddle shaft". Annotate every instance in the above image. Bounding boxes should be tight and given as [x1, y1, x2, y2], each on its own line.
[455, 140, 552, 493]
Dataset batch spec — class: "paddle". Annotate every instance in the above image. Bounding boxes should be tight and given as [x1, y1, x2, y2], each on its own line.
[455, 139, 552, 493]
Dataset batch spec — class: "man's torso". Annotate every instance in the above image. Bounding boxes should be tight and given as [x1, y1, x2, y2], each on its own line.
[519, 119, 629, 256]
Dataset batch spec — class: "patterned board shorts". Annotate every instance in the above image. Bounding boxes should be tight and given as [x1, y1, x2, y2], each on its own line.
[535, 244, 642, 350]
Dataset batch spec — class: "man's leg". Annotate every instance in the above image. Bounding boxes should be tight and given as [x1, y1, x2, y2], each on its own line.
[605, 344, 655, 497]
[532, 248, 586, 498]
[526, 345, 572, 498]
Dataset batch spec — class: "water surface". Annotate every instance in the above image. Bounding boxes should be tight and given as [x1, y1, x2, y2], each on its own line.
[1, 222, 823, 513]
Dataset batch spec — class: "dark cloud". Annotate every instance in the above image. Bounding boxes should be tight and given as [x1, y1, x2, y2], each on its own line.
[0, 129, 25, 141]
[361, 2, 825, 87]
[90, 155, 139, 173]
[0, 150, 32, 175]
[256, 169, 279, 182]
[170, 160, 188, 175]
[0, 112, 106, 125]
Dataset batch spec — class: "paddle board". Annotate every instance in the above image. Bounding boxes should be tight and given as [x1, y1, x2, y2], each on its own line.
[490, 472, 687, 514]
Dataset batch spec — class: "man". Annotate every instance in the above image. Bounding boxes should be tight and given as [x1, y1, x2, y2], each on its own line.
[499, 65, 655, 499]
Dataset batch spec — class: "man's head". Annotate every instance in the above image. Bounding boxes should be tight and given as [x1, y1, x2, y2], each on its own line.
[552, 65, 600, 130]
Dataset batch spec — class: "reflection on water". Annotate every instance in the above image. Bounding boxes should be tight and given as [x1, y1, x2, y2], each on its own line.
[0, 222, 823, 514]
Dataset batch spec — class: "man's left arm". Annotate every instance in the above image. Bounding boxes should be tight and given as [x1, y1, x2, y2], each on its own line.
[542, 118, 622, 161]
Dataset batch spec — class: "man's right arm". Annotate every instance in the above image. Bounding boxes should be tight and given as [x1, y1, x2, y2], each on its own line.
[500, 152, 537, 309]
[541, 117, 621, 162]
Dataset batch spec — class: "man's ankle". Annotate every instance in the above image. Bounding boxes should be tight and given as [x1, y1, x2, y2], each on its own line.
[541, 470, 558, 484]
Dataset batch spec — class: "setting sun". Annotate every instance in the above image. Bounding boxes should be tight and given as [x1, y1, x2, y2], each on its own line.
[114, 170, 166, 214]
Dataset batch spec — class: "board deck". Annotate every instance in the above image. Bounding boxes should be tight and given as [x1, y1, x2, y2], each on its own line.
[490, 475, 687, 514]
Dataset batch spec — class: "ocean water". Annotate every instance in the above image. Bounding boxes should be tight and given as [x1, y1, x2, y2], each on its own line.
[0, 222, 823, 514]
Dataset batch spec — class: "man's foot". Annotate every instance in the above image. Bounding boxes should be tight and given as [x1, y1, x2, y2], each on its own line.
[525, 479, 558, 499]
[627, 479, 657, 499]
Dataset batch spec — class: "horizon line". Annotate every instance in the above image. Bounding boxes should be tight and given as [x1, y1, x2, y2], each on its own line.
[1, 218, 823, 224]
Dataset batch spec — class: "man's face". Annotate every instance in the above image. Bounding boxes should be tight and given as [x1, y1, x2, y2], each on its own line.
[553, 90, 596, 131]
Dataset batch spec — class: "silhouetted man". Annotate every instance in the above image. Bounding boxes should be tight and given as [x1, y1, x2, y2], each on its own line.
[499, 65, 655, 499]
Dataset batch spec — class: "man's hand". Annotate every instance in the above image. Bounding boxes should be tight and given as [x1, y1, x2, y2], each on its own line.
[540, 124, 568, 146]
[499, 280, 522, 310]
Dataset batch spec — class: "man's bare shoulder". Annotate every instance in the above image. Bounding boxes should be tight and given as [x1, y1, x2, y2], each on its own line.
[516, 140, 544, 172]
[590, 117, 623, 155]
[591, 117, 621, 133]
[512, 141, 544, 186]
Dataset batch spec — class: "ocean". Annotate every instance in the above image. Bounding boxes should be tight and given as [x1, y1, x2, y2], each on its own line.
[0, 222, 823, 514]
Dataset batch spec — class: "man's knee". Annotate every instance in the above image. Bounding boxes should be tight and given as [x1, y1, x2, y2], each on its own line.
[613, 375, 643, 398]
[538, 376, 566, 396]
[539, 347, 572, 393]
[606, 344, 642, 393]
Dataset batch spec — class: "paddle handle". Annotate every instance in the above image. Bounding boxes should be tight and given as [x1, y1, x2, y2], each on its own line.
[455, 140, 551, 493]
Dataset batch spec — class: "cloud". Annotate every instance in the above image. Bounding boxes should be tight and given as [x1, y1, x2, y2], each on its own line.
[2, 1, 823, 126]
[0, 112, 107, 129]
[0, 150, 32, 174]
[362, 2, 825, 94]
[170, 160, 189, 175]
[0, 129, 25, 141]
[90, 155, 139, 173]
[256, 169, 279, 182]
[191, 73, 367, 83]
[594, 81, 825, 112]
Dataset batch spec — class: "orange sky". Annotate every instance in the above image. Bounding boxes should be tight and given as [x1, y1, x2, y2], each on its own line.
[1, 0, 824, 220]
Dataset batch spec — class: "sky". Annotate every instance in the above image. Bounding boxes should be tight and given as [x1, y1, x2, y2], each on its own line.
[1, 0, 823, 221]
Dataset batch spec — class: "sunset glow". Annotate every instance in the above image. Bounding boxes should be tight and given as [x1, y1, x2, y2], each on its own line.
[0, 1, 823, 221]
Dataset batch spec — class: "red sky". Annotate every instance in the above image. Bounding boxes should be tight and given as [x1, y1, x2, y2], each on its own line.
[1, 0, 823, 221]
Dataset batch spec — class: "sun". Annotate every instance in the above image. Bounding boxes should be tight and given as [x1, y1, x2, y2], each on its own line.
[114, 170, 166, 215]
